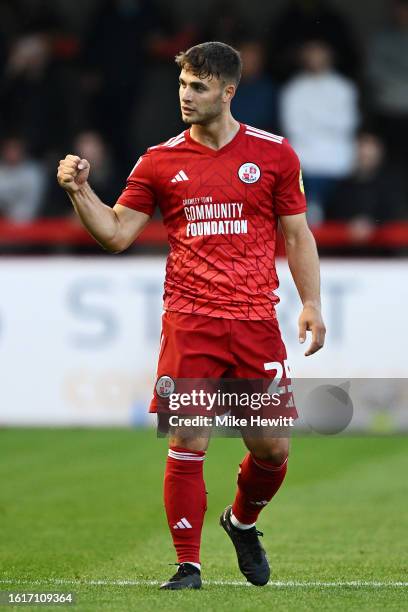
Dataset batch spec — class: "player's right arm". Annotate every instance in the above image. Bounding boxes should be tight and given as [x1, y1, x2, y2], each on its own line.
[57, 155, 150, 253]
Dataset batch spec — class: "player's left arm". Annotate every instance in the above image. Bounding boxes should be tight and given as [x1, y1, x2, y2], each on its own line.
[279, 213, 326, 356]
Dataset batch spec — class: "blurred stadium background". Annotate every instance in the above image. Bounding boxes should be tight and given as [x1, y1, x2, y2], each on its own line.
[1, 2, 408, 609]
[0, 0, 407, 428]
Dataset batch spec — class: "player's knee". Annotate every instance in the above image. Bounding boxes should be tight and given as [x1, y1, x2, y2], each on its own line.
[169, 434, 208, 452]
[252, 439, 289, 466]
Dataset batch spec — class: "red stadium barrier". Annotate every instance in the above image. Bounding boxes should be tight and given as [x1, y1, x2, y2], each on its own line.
[0, 218, 168, 245]
[0, 219, 407, 249]
[312, 222, 408, 247]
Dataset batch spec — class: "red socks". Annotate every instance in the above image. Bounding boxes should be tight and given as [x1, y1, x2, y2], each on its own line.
[163, 448, 287, 565]
[163, 446, 207, 565]
[232, 453, 288, 525]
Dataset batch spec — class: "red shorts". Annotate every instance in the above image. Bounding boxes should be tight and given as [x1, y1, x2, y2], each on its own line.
[150, 311, 296, 419]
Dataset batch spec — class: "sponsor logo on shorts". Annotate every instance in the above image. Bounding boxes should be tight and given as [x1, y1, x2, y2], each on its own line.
[238, 162, 261, 184]
[156, 375, 175, 398]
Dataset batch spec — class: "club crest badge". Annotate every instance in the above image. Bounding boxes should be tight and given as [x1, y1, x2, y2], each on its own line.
[238, 162, 261, 184]
[155, 375, 175, 398]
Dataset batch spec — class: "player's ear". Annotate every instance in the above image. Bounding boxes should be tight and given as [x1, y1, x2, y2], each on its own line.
[223, 83, 236, 102]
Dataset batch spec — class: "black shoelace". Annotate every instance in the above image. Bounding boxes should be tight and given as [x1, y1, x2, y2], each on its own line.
[234, 528, 265, 564]
[168, 562, 199, 580]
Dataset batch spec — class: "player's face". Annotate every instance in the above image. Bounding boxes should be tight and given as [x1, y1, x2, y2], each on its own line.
[178, 69, 225, 125]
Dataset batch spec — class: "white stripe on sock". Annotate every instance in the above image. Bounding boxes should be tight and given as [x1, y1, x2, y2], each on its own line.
[168, 450, 205, 461]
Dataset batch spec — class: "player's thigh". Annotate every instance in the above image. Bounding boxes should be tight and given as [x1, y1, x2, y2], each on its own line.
[230, 317, 297, 423]
[154, 311, 231, 448]
[157, 311, 232, 378]
[231, 317, 288, 379]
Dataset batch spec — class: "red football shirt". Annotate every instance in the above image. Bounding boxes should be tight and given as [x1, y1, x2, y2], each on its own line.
[118, 123, 306, 320]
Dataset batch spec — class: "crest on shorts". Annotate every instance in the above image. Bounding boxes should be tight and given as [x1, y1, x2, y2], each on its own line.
[156, 375, 175, 398]
[238, 162, 261, 184]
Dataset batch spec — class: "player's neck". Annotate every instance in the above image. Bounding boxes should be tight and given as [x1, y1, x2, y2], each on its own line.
[190, 115, 240, 151]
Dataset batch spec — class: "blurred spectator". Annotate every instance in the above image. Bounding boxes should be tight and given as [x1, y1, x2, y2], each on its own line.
[232, 40, 279, 131]
[280, 40, 359, 225]
[0, 3, 80, 158]
[1, 33, 78, 157]
[147, 3, 198, 62]
[200, 0, 250, 46]
[0, 37, 5, 138]
[0, 137, 46, 222]
[268, 0, 360, 82]
[124, 2, 200, 159]
[0, 0, 23, 88]
[326, 132, 407, 241]
[367, 0, 408, 166]
[75, 131, 120, 203]
[43, 131, 120, 217]
[80, 0, 157, 172]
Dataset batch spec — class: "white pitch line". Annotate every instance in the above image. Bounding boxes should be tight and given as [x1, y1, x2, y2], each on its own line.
[0, 579, 407, 588]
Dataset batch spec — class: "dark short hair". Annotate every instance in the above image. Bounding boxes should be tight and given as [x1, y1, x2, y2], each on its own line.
[175, 41, 242, 85]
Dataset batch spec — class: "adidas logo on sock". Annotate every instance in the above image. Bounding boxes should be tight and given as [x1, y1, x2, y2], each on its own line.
[171, 170, 189, 183]
[250, 500, 269, 506]
[173, 517, 192, 529]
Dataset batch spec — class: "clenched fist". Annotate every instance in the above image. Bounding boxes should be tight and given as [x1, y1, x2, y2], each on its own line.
[57, 155, 90, 193]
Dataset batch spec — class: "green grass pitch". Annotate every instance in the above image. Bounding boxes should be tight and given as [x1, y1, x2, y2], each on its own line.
[0, 429, 407, 611]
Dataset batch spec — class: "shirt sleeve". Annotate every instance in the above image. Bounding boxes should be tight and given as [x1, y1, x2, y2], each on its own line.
[116, 151, 156, 216]
[274, 139, 307, 216]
